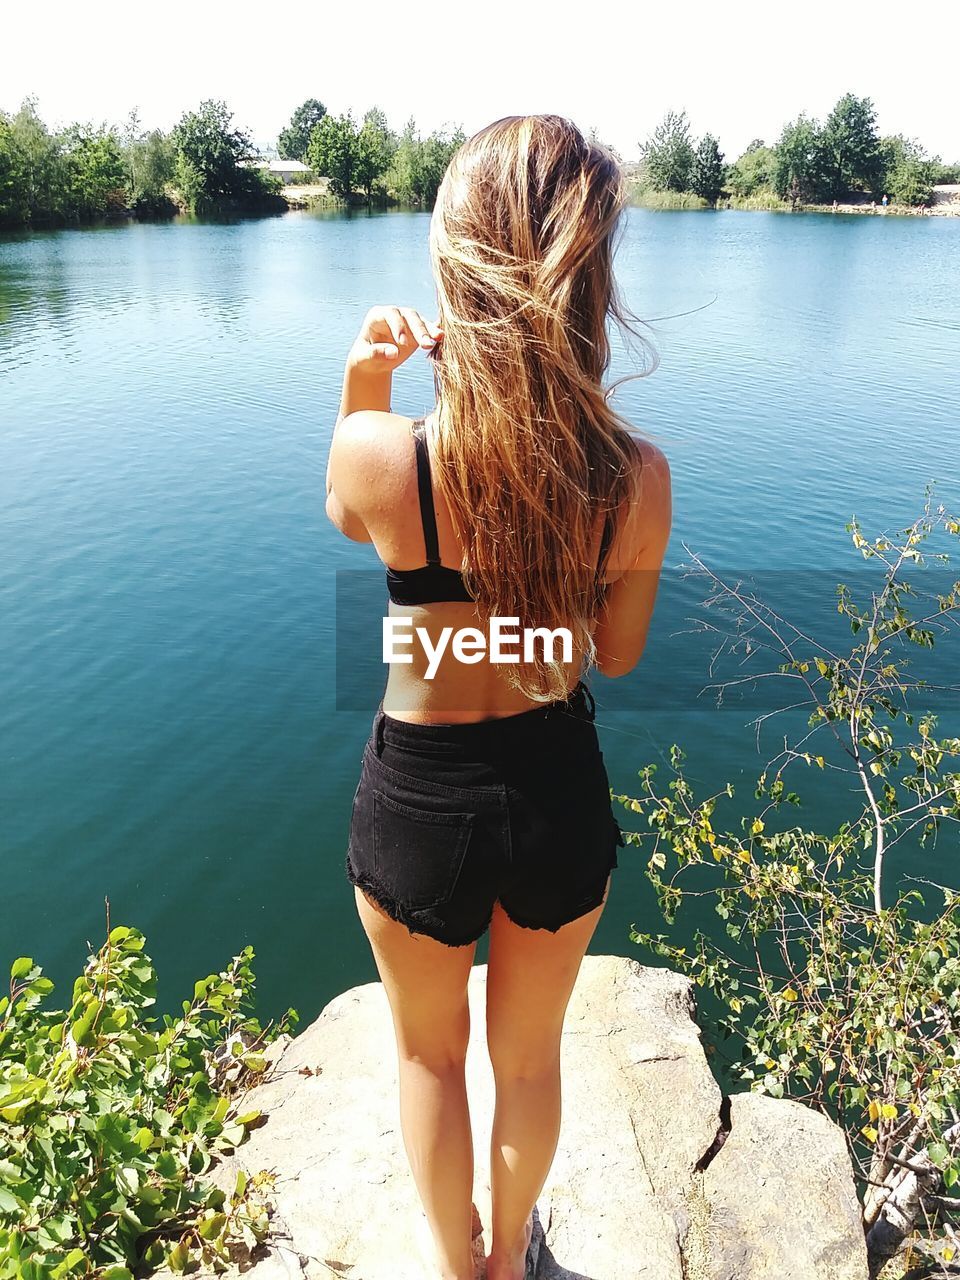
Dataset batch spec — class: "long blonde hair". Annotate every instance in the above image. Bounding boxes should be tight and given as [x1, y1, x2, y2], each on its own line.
[427, 114, 656, 701]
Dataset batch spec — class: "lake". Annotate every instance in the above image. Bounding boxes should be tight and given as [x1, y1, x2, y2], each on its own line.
[2, 207, 958, 1041]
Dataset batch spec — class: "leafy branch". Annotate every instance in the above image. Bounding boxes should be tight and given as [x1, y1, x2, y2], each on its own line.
[617, 491, 960, 1278]
[0, 903, 299, 1278]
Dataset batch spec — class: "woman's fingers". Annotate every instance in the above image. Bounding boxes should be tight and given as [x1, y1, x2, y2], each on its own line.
[363, 306, 444, 360]
[399, 307, 441, 348]
[380, 306, 405, 348]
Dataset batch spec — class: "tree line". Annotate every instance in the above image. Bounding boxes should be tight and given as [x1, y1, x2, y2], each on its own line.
[638, 94, 958, 209]
[277, 98, 465, 204]
[0, 97, 464, 229]
[0, 99, 285, 227]
[2, 91, 956, 230]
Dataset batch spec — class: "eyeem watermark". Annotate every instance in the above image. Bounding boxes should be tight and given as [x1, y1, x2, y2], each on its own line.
[383, 616, 573, 680]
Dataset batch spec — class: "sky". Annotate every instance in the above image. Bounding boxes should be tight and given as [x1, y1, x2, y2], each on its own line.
[6, 0, 959, 163]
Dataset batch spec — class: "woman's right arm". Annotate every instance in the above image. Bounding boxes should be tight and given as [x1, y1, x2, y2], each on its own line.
[592, 440, 672, 678]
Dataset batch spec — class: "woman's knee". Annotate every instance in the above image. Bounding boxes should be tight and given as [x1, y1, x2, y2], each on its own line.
[395, 1004, 471, 1072]
[486, 1037, 561, 1084]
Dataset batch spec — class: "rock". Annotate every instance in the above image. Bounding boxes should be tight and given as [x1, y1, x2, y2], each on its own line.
[697, 1092, 868, 1280]
[179, 955, 868, 1280]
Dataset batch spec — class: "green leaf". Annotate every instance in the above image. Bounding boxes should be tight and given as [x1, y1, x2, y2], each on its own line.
[168, 1240, 190, 1273]
[10, 956, 34, 980]
[0, 1186, 21, 1213]
[72, 1004, 98, 1048]
[198, 1212, 227, 1240]
[134, 1125, 155, 1151]
[116, 1165, 140, 1197]
[220, 1121, 246, 1146]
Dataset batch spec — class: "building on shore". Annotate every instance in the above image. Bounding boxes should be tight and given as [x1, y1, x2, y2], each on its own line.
[242, 159, 313, 185]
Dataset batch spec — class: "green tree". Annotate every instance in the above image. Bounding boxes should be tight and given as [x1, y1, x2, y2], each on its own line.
[415, 126, 465, 204]
[384, 115, 420, 204]
[62, 125, 126, 219]
[123, 111, 176, 216]
[641, 110, 695, 192]
[821, 93, 883, 199]
[355, 106, 395, 200]
[726, 140, 777, 198]
[6, 98, 65, 223]
[690, 133, 724, 205]
[879, 134, 938, 206]
[0, 115, 28, 226]
[171, 100, 275, 212]
[773, 114, 829, 208]
[374, 117, 463, 206]
[307, 112, 360, 199]
[278, 98, 327, 162]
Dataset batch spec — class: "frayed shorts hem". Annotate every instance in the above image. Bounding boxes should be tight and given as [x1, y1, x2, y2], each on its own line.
[346, 853, 616, 948]
[346, 855, 494, 948]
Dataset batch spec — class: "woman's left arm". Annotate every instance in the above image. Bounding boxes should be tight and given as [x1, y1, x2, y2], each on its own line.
[325, 359, 391, 542]
[328, 361, 391, 495]
[325, 305, 442, 540]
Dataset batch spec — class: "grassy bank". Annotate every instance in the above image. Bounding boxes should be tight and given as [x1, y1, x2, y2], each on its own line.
[720, 191, 789, 211]
[631, 189, 709, 210]
[628, 187, 788, 213]
[627, 181, 960, 217]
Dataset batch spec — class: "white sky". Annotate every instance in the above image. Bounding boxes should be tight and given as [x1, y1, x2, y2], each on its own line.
[8, 0, 959, 162]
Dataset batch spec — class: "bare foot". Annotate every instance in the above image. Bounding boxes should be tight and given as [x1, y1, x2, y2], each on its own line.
[485, 1212, 534, 1280]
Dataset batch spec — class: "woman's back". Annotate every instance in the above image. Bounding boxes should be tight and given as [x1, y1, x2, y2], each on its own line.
[326, 405, 669, 723]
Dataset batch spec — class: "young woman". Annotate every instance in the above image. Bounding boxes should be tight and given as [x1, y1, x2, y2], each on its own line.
[326, 115, 671, 1280]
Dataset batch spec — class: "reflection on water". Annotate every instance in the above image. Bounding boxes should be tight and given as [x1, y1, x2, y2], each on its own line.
[1, 207, 958, 1024]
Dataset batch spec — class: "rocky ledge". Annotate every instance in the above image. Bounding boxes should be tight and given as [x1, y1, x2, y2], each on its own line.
[187, 955, 869, 1280]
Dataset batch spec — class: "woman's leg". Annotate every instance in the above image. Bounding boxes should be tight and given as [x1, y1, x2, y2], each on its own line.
[354, 886, 480, 1280]
[483, 882, 610, 1280]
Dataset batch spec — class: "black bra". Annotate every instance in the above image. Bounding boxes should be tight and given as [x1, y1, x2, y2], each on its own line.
[385, 417, 615, 607]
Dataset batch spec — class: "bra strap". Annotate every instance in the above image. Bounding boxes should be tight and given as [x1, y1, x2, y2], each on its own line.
[597, 507, 615, 581]
[412, 419, 442, 566]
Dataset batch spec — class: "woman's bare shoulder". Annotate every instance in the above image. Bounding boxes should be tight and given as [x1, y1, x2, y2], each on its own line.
[626, 429, 670, 475]
[333, 409, 419, 454]
[610, 432, 672, 570]
[329, 411, 419, 495]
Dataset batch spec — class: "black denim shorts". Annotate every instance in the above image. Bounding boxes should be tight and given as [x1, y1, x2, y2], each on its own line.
[345, 681, 624, 947]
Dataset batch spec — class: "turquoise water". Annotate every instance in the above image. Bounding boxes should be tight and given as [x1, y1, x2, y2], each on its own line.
[2, 208, 958, 1030]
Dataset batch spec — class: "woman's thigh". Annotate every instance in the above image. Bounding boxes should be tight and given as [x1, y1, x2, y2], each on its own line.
[354, 885, 478, 1064]
[484, 880, 610, 1078]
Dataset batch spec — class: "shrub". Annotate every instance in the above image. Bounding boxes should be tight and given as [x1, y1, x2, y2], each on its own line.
[0, 914, 299, 1278]
[617, 493, 960, 1278]
[725, 141, 777, 199]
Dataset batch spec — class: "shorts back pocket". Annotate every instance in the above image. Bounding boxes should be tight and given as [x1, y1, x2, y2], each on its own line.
[373, 792, 475, 910]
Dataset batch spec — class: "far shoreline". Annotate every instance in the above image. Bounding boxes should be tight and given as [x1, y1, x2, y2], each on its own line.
[277, 178, 960, 220]
[626, 184, 960, 219]
[3, 185, 959, 239]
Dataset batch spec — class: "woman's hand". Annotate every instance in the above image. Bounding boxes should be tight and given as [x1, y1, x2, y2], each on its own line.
[347, 305, 443, 376]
